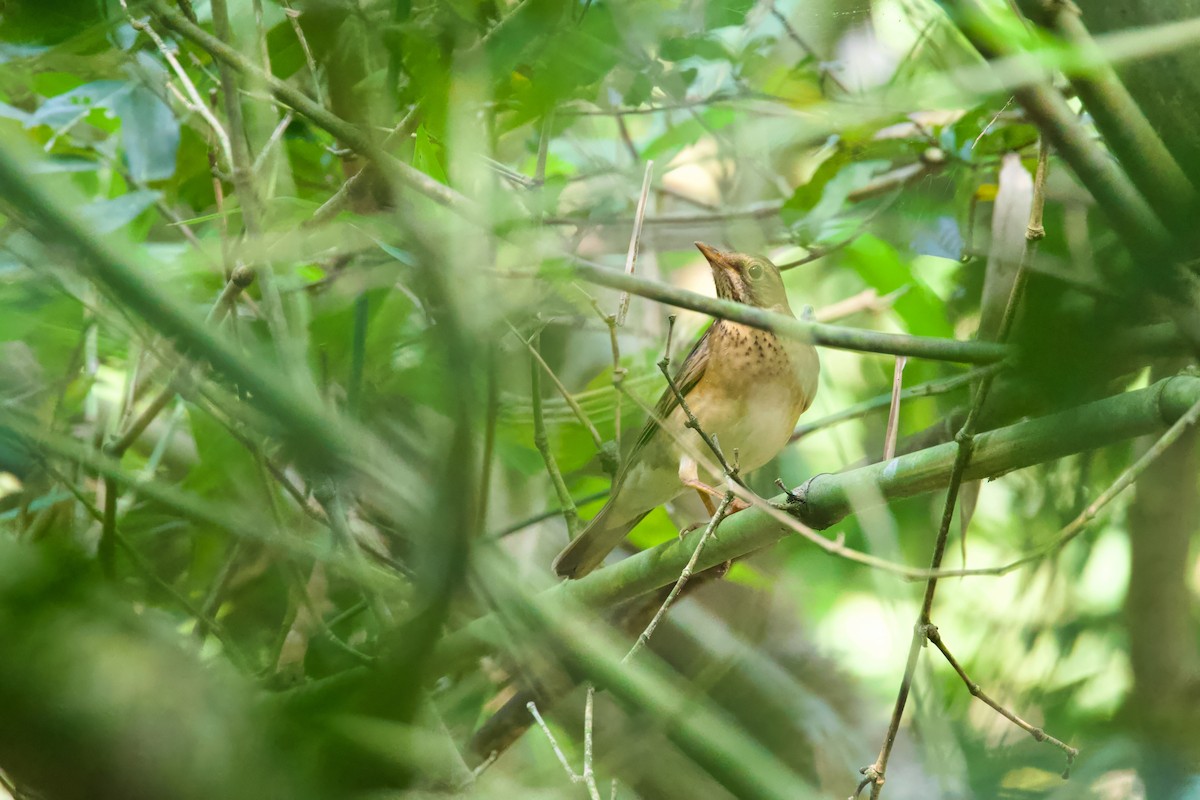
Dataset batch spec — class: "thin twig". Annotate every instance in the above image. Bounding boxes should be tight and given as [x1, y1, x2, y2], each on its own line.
[252, 110, 294, 175]
[791, 365, 1000, 441]
[306, 109, 419, 227]
[925, 625, 1078, 773]
[616, 161, 655, 326]
[582, 685, 601, 800]
[526, 700, 602, 800]
[862, 138, 1051, 799]
[535, 112, 553, 186]
[529, 331, 580, 538]
[960, 394, 1200, 577]
[280, 2, 325, 107]
[624, 491, 735, 662]
[658, 315, 740, 483]
[123, 2, 234, 169]
[812, 287, 907, 323]
[883, 357, 907, 460]
[769, 3, 850, 94]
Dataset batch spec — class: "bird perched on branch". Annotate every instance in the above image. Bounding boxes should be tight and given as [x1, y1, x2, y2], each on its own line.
[552, 242, 820, 579]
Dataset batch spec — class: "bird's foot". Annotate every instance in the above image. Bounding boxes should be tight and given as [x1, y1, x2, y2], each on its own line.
[727, 496, 750, 513]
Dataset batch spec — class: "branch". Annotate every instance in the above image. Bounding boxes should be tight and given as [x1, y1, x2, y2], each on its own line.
[430, 374, 1200, 677]
[564, 260, 1008, 364]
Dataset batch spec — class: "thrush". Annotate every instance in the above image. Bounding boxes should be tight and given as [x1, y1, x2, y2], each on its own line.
[552, 242, 820, 579]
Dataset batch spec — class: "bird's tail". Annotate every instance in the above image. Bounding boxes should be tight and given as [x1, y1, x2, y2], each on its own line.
[551, 502, 648, 579]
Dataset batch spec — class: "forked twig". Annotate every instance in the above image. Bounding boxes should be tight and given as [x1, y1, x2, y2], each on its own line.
[925, 625, 1078, 774]
[527, 700, 602, 800]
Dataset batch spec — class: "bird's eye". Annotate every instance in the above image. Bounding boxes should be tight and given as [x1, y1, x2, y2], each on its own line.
[747, 262, 764, 280]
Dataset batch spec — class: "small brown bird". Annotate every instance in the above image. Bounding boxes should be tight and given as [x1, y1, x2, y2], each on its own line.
[552, 242, 820, 579]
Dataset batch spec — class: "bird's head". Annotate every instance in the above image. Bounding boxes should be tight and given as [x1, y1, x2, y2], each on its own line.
[694, 242, 790, 312]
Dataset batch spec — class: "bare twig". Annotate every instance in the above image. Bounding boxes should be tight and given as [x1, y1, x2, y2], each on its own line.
[582, 685, 600, 800]
[959, 394, 1200, 577]
[883, 357, 907, 460]
[527, 700, 602, 800]
[624, 491, 735, 662]
[791, 365, 1000, 442]
[925, 625, 1078, 773]
[768, 3, 850, 94]
[123, 2, 234, 169]
[529, 331, 580, 538]
[536, 112, 553, 186]
[616, 161, 655, 326]
[813, 287, 907, 323]
[656, 316, 741, 484]
[280, 1, 325, 107]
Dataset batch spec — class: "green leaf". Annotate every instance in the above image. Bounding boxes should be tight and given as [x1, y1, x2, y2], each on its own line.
[642, 106, 737, 161]
[114, 56, 180, 182]
[79, 190, 160, 234]
[705, 0, 754, 29]
[660, 35, 730, 62]
[412, 124, 449, 185]
[842, 234, 954, 338]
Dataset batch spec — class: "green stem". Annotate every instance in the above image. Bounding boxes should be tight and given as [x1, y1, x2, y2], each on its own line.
[431, 374, 1200, 676]
[1020, 0, 1196, 229]
[567, 260, 1008, 364]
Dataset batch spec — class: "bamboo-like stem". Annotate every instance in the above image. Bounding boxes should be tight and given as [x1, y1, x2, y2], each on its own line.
[0, 143, 349, 466]
[981, 394, 1200, 576]
[429, 374, 1200, 677]
[937, 0, 1180, 275]
[1021, 0, 1195, 229]
[567, 260, 1008, 364]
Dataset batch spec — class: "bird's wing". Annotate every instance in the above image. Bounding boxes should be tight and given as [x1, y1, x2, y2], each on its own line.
[623, 323, 713, 472]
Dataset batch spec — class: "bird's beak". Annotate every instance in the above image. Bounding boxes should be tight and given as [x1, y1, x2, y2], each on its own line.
[694, 241, 735, 276]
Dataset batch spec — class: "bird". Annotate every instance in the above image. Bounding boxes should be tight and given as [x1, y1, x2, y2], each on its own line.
[552, 242, 820, 579]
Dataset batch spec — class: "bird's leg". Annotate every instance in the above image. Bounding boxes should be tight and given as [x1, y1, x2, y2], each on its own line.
[691, 486, 718, 516]
[679, 457, 749, 515]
